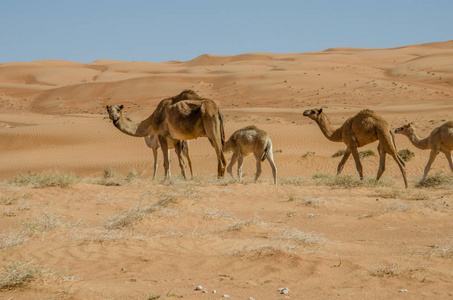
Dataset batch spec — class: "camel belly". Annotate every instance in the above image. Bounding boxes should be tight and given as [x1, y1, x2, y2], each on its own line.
[167, 121, 206, 140]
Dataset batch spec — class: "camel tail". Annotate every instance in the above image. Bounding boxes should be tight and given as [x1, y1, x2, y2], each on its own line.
[218, 111, 225, 147]
[261, 139, 272, 161]
[389, 130, 406, 167]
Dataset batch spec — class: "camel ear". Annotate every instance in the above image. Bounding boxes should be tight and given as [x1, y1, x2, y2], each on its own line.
[119, 105, 124, 110]
[318, 108, 323, 114]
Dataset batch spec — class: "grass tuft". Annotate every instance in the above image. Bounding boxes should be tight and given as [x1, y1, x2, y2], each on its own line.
[398, 149, 415, 162]
[0, 261, 40, 290]
[416, 172, 453, 188]
[332, 149, 345, 158]
[312, 173, 393, 188]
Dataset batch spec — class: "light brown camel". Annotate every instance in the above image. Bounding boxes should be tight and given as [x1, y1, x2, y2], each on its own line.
[144, 134, 193, 180]
[224, 125, 277, 185]
[394, 121, 453, 183]
[303, 108, 408, 188]
[107, 90, 226, 179]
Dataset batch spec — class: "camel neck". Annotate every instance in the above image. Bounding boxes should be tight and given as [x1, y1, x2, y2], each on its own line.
[406, 130, 430, 150]
[114, 114, 155, 137]
[316, 113, 343, 142]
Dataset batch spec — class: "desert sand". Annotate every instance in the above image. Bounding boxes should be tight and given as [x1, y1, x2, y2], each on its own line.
[1, 41, 453, 299]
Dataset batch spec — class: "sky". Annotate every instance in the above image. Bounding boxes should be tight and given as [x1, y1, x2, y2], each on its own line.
[1, 0, 452, 63]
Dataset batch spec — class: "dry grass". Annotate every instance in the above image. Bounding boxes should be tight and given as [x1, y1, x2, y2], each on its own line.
[312, 174, 394, 188]
[7, 171, 79, 188]
[286, 195, 323, 207]
[416, 172, 453, 188]
[277, 228, 326, 247]
[332, 149, 375, 159]
[398, 149, 415, 162]
[430, 238, 453, 259]
[374, 188, 429, 200]
[279, 177, 306, 186]
[0, 261, 40, 290]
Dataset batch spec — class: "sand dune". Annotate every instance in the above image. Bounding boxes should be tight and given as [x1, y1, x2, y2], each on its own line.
[1, 41, 453, 299]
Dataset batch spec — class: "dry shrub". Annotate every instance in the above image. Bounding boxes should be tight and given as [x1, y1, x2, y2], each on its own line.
[398, 149, 415, 162]
[374, 188, 429, 200]
[8, 171, 79, 188]
[312, 174, 393, 188]
[0, 261, 40, 290]
[332, 149, 375, 159]
[416, 172, 453, 188]
[279, 177, 306, 186]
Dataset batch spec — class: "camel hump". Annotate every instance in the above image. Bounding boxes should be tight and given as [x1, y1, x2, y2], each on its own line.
[170, 90, 206, 104]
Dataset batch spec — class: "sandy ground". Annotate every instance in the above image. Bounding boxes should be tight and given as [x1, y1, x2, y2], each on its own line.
[1, 41, 453, 299]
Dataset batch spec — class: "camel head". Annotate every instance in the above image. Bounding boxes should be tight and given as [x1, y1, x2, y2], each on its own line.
[106, 105, 124, 122]
[394, 123, 415, 136]
[303, 108, 323, 121]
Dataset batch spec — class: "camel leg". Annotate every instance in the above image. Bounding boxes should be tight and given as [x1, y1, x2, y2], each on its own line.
[227, 152, 240, 179]
[349, 146, 363, 180]
[442, 151, 453, 173]
[158, 135, 171, 179]
[254, 153, 262, 182]
[267, 152, 278, 185]
[388, 150, 408, 189]
[337, 148, 351, 175]
[182, 142, 194, 179]
[376, 143, 386, 181]
[237, 155, 244, 182]
[152, 147, 158, 180]
[174, 141, 187, 180]
[202, 111, 226, 178]
[422, 148, 439, 183]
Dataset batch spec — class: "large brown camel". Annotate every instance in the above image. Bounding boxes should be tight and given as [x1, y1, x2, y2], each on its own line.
[394, 121, 453, 183]
[106, 90, 226, 178]
[224, 125, 277, 185]
[303, 108, 408, 188]
[144, 134, 193, 180]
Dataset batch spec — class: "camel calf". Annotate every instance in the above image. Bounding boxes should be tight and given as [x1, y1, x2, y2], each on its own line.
[224, 125, 277, 185]
[144, 134, 193, 180]
[395, 121, 453, 183]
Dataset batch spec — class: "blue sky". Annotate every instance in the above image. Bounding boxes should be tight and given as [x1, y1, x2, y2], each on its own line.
[1, 0, 452, 63]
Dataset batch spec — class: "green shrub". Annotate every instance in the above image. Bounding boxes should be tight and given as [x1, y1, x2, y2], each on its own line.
[398, 149, 415, 162]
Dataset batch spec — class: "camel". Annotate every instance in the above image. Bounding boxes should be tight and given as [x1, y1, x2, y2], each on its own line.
[144, 134, 193, 179]
[224, 125, 277, 185]
[303, 108, 408, 188]
[106, 90, 226, 179]
[394, 121, 453, 183]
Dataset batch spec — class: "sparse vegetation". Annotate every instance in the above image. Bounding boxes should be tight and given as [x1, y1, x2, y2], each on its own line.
[312, 173, 393, 188]
[398, 149, 415, 162]
[416, 172, 453, 188]
[332, 149, 345, 158]
[8, 171, 79, 188]
[332, 149, 375, 159]
[359, 149, 375, 158]
[302, 151, 315, 158]
[0, 261, 40, 290]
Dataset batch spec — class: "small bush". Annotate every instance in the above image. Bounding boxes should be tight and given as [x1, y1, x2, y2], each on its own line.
[332, 149, 375, 159]
[302, 151, 315, 158]
[0, 261, 40, 290]
[398, 149, 415, 162]
[332, 149, 345, 158]
[103, 167, 116, 179]
[359, 150, 375, 159]
[416, 172, 453, 188]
